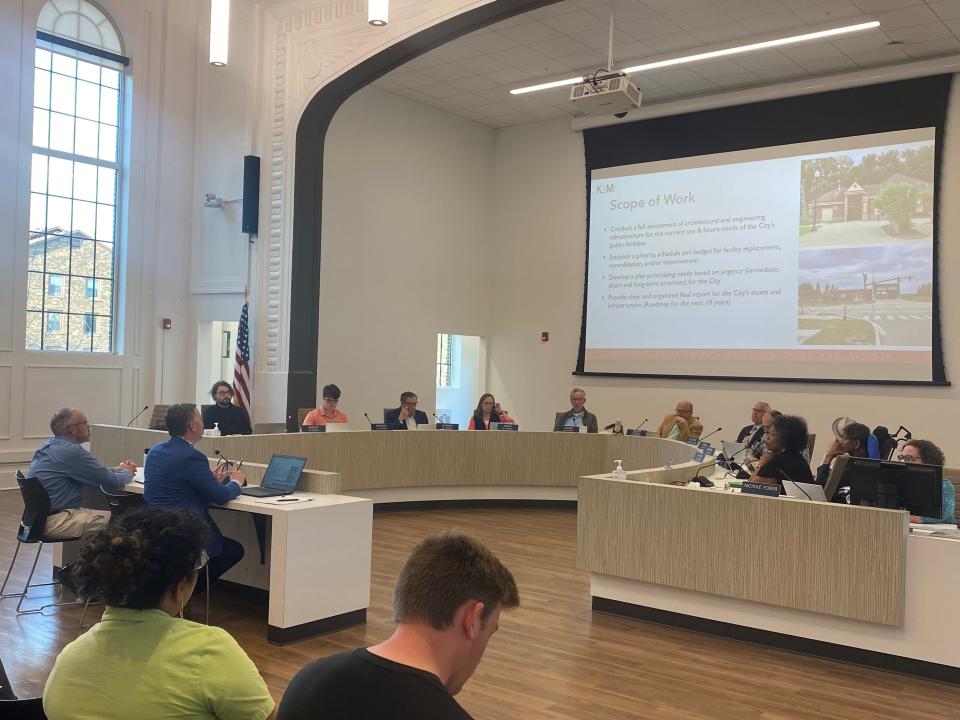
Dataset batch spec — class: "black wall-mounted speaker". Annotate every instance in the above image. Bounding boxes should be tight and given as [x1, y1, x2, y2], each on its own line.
[242, 155, 260, 235]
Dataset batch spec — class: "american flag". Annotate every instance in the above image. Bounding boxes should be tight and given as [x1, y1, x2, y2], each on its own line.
[233, 301, 251, 422]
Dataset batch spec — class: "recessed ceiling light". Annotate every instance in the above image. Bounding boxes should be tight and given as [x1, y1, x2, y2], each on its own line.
[510, 20, 881, 95]
[368, 0, 388, 26]
[209, 0, 230, 66]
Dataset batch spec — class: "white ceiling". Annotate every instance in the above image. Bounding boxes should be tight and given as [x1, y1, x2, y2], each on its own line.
[372, 0, 960, 128]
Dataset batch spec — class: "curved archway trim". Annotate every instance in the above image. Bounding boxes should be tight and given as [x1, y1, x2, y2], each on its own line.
[288, 0, 559, 420]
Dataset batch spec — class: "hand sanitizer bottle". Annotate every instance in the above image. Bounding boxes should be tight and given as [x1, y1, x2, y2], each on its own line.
[612, 459, 626, 480]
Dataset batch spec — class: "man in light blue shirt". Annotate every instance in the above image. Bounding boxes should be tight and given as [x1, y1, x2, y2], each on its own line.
[28, 407, 136, 540]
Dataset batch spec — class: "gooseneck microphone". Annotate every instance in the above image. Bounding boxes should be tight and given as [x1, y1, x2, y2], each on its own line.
[126, 405, 150, 427]
[719, 445, 752, 479]
[720, 444, 750, 468]
[213, 449, 235, 469]
[364, 412, 374, 427]
[634, 418, 649, 432]
[699, 427, 722, 442]
[689, 460, 719, 487]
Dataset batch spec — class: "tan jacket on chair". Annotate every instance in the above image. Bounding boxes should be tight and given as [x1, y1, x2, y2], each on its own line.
[658, 414, 704, 442]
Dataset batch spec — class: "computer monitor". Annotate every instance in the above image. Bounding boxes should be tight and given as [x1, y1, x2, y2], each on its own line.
[845, 457, 942, 517]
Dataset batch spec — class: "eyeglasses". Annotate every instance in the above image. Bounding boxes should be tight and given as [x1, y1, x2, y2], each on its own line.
[68, 420, 90, 428]
[402, 400, 419, 407]
[195, 549, 209, 571]
[898, 454, 922, 463]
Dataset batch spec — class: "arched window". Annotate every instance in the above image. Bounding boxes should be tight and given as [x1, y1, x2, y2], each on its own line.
[27, 0, 128, 352]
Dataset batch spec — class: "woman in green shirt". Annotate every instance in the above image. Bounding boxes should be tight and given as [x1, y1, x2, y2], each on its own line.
[44, 507, 275, 720]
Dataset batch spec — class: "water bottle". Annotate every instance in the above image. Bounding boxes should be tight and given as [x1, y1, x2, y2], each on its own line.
[611, 459, 627, 480]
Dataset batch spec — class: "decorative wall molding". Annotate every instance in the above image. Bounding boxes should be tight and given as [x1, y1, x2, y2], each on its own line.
[22, 364, 124, 438]
[254, 0, 490, 377]
[0, 365, 12, 440]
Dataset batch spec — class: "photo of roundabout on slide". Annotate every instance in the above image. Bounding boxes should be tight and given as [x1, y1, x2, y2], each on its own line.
[796, 140, 934, 348]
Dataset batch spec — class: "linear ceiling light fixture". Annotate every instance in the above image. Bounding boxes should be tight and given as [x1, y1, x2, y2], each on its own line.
[510, 20, 880, 95]
[368, 0, 389, 26]
[209, 0, 230, 66]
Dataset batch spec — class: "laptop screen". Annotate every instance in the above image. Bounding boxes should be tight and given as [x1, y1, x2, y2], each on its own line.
[261, 454, 307, 491]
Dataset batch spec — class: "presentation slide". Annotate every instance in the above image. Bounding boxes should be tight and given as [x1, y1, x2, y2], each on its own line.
[583, 128, 937, 382]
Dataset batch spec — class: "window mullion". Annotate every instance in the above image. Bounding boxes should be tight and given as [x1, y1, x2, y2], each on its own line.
[34, 145, 117, 171]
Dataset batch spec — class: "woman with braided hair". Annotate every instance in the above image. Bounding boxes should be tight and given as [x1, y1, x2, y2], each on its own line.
[43, 506, 274, 720]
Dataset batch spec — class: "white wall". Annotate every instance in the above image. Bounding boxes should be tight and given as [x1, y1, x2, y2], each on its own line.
[487, 85, 960, 462]
[436, 334, 485, 427]
[0, 0, 209, 475]
[317, 85, 496, 422]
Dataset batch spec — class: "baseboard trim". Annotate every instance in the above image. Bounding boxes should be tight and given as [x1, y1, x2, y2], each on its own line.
[268, 608, 367, 645]
[593, 597, 960, 685]
[373, 499, 577, 512]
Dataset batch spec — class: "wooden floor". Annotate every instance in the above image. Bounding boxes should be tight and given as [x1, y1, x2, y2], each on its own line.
[2, 493, 959, 718]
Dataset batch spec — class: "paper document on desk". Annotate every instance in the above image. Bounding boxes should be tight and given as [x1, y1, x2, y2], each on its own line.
[252, 495, 313, 505]
[132, 469, 144, 484]
[909, 522, 959, 535]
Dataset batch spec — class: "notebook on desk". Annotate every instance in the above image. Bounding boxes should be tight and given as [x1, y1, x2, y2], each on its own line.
[240, 454, 307, 497]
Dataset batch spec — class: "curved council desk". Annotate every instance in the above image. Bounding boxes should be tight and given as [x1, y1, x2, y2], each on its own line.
[90, 426, 704, 504]
[576, 473, 960, 684]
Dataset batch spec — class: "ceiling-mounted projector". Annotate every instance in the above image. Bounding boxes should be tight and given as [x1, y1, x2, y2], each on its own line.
[570, 71, 641, 116]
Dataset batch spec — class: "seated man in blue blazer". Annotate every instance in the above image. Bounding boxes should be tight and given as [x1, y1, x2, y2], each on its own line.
[384, 391, 430, 430]
[144, 403, 246, 582]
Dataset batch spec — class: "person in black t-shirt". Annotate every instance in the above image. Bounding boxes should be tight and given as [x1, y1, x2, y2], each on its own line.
[202, 381, 251, 436]
[752, 414, 814, 487]
[814, 422, 870, 486]
[277, 531, 520, 720]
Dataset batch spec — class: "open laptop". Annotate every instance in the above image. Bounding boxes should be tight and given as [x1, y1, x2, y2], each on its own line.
[823, 454, 850, 500]
[722, 440, 747, 460]
[781, 480, 828, 502]
[241, 454, 307, 497]
[253, 422, 286, 435]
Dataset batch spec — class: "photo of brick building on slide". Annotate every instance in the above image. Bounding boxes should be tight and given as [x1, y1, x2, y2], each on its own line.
[807, 173, 932, 226]
[797, 140, 934, 348]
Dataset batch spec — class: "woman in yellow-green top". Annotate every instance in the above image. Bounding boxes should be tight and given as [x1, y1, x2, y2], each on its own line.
[43, 507, 275, 720]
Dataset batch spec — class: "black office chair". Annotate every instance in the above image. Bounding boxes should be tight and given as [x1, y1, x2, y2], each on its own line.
[101, 488, 145, 516]
[0, 657, 47, 718]
[0, 697, 47, 719]
[0, 656, 15, 700]
[77, 488, 148, 629]
[0, 472, 84, 615]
